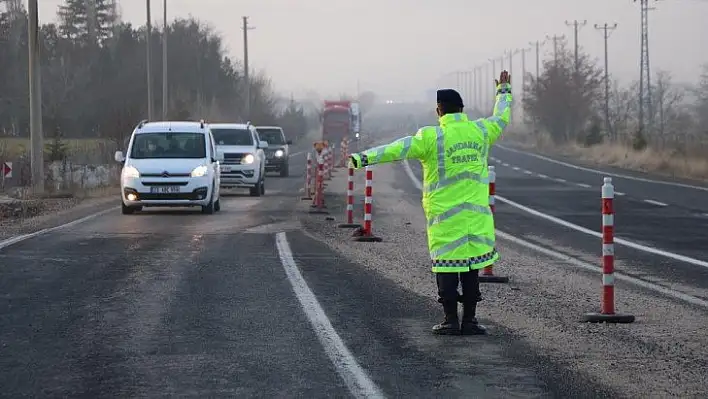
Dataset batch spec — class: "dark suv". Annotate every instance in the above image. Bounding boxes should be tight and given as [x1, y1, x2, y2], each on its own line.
[256, 126, 292, 177]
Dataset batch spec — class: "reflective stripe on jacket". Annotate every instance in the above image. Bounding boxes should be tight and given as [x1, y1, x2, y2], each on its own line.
[351, 83, 512, 273]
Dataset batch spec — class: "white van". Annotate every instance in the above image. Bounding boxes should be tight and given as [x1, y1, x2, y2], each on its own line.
[114, 120, 223, 215]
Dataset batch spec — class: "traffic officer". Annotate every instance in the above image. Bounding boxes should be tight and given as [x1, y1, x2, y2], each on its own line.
[349, 71, 512, 335]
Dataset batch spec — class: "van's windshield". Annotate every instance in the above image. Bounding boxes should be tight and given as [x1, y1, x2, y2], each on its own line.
[130, 132, 206, 159]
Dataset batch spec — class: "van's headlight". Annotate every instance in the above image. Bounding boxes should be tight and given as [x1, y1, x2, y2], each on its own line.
[191, 165, 208, 177]
[122, 166, 140, 179]
[274, 149, 284, 157]
[242, 154, 255, 164]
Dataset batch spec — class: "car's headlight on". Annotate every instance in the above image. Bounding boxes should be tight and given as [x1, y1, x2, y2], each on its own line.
[274, 149, 284, 157]
[122, 166, 140, 179]
[242, 154, 255, 164]
[190, 165, 208, 177]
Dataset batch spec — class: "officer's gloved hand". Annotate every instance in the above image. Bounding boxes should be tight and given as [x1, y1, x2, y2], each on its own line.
[349, 154, 365, 169]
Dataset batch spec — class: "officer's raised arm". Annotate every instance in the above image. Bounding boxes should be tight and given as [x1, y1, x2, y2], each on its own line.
[349, 128, 429, 169]
[478, 70, 513, 146]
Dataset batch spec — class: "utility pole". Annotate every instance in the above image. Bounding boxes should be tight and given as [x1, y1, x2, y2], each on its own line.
[546, 34, 565, 65]
[529, 40, 546, 78]
[146, 0, 153, 121]
[162, 0, 168, 120]
[595, 23, 618, 140]
[242, 16, 255, 121]
[27, 0, 43, 193]
[635, 0, 657, 137]
[565, 20, 587, 72]
[505, 49, 518, 125]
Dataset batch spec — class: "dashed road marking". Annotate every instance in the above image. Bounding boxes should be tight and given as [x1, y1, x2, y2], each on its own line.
[512, 166, 520, 171]
[275, 232, 385, 399]
[615, 191, 626, 196]
[555, 178, 567, 183]
[643, 199, 668, 207]
[495, 144, 708, 192]
[523, 170, 533, 175]
[576, 183, 591, 188]
[538, 174, 548, 179]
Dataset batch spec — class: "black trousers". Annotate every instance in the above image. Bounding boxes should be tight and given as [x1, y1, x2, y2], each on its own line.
[436, 269, 481, 305]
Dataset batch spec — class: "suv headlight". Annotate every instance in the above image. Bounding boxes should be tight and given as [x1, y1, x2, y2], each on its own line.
[242, 154, 255, 164]
[191, 165, 208, 177]
[122, 166, 140, 179]
[274, 149, 284, 157]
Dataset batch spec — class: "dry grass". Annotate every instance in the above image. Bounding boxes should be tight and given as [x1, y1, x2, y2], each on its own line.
[501, 129, 708, 182]
[0, 137, 112, 159]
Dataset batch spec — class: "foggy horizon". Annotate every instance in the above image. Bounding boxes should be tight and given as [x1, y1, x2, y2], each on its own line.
[29, 0, 708, 102]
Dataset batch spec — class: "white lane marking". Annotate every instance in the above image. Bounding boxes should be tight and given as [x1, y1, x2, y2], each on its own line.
[402, 160, 708, 308]
[289, 151, 304, 157]
[523, 170, 533, 175]
[512, 166, 520, 171]
[538, 174, 548, 179]
[576, 183, 591, 188]
[502, 163, 510, 167]
[275, 232, 385, 399]
[496, 144, 708, 192]
[643, 199, 668, 207]
[495, 195, 708, 268]
[555, 178, 567, 183]
[496, 230, 708, 310]
[615, 191, 626, 196]
[0, 207, 117, 251]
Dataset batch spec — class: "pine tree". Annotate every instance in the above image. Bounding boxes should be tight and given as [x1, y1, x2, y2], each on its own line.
[58, 0, 116, 43]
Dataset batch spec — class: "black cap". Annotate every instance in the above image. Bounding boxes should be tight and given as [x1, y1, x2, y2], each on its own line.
[437, 89, 464, 107]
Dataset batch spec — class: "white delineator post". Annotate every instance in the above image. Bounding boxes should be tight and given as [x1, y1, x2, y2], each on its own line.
[479, 165, 509, 283]
[583, 177, 635, 323]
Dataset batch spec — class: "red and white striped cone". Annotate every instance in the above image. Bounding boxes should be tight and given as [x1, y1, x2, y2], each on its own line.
[323, 148, 332, 180]
[338, 139, 348, 167]
[309, 155, 317, 198]
[301, 151, 313, 200]
[309, 155, 329, 214]
[338, 165, 362, 228]
[479, 165, 509, 283]
[353, 166, 382, 242]
[583, 177, 635, 323]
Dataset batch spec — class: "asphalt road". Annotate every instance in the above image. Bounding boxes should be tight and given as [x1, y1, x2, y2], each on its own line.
[0, 146, 564, 398]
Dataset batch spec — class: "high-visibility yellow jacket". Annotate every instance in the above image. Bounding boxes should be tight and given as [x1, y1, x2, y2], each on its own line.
[351, 83, 512, 273]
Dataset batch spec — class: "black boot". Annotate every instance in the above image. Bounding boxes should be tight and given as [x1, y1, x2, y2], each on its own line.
[461, 300, 487, 336]
[432, 300, 460, 335]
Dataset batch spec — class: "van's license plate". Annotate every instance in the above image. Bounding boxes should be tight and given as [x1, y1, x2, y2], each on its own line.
[150, 186, 180, 193]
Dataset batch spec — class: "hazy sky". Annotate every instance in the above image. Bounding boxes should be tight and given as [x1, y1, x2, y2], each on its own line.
[32, 0, 708, 101]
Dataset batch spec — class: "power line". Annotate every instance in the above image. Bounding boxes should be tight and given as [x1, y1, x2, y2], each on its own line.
[595, 22, 618, 140]
[545, 34, 566, 65]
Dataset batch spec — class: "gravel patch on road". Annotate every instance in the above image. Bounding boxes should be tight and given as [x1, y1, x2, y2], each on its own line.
[297, 162, 708, 397]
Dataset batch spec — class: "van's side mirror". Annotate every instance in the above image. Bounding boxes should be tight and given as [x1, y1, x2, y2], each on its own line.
[215, 150, 225, 162]
[286, 140, 293, 145]
[258, 140, 269, 149]
[114, 151, 125, 163]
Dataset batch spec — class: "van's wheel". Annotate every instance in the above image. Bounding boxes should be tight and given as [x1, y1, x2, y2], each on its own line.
[214, 199, 221, 212]
[280, 163, 289, 177]
[201, 192, 215, 214]
[260, 179, 265, 195]
[250, 179, 263, 197]
[121, 202, 140, 214]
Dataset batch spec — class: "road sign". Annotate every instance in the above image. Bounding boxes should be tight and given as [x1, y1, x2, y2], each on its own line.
[2, 162, 11, 178]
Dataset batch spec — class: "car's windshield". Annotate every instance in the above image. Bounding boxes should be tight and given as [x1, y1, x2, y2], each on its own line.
[129, 132, 206, 159]
[257, 128, 285, 145]
[212, 128, 254, 146]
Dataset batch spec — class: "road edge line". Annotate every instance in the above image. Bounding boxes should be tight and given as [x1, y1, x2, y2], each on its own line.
[274, 232, 385, 399]
[0, 206, 118, 251]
